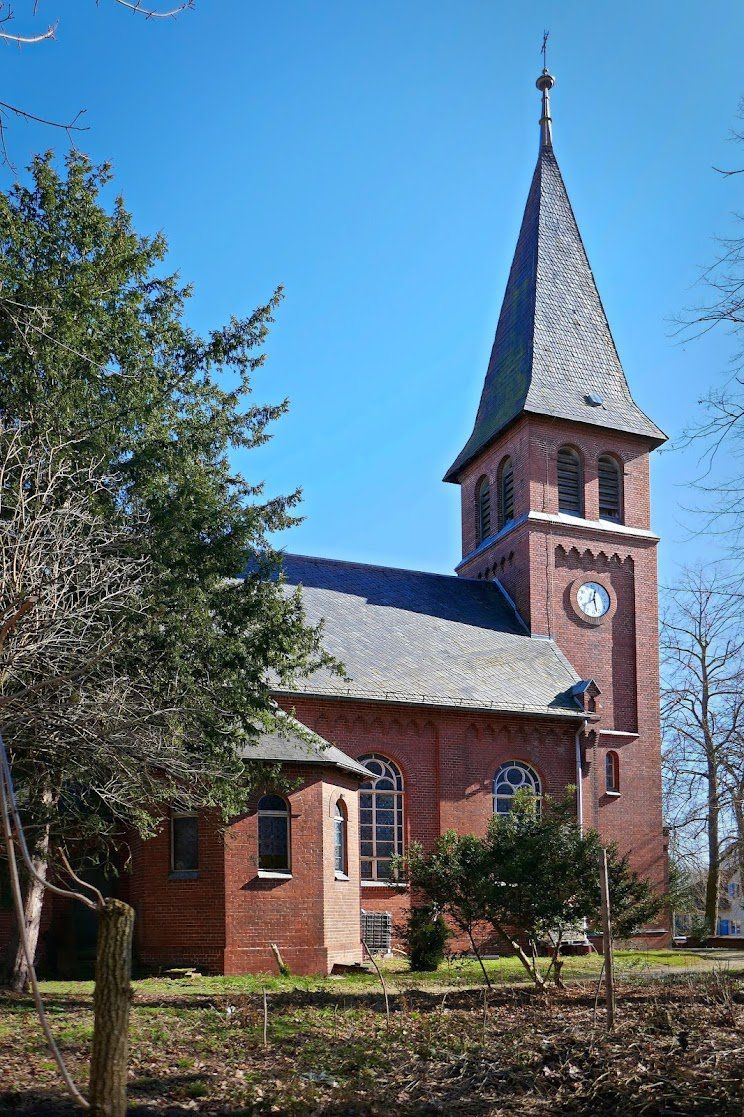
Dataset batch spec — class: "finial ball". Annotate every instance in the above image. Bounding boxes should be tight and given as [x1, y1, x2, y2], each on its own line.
[536, 68, 556, 92]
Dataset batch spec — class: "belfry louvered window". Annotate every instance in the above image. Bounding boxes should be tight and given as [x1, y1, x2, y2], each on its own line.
[498, 456, 514, 529]
[475, 477, 491, 543]
[598, 455, 622, 522]
[557, 447, 583, 516]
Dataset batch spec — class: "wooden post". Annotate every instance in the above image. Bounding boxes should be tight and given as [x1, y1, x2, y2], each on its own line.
[89, 899, 135, 1117]
[599, 848, 616, 1031]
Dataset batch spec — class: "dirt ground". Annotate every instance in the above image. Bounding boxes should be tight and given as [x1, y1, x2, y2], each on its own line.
[0, 969, 742, 1116]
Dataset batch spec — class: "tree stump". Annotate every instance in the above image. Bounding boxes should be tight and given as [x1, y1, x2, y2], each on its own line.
[89, 899, 134, 1117]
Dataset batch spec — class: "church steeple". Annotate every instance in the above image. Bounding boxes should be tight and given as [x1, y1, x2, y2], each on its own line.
[444, 70, 666, 484]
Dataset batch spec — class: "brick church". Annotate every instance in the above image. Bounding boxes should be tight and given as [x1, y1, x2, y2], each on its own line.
[120, 68, 669, 975]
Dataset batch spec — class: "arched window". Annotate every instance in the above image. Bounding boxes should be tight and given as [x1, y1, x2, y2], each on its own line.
[358, 754, 404, 881]
[605, 751, 620, 794]
[257, 794, 290, 873]
[557, 446, 583, 516]
[598, 455, 622, 523]
[493, 761, 541, 815]
[498, 456, 514, 529]
[475, 476, 491, 544]
[334, 799, 348, 877]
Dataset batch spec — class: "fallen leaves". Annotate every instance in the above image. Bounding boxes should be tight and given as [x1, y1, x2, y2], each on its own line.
[0, 973, 741, 1114]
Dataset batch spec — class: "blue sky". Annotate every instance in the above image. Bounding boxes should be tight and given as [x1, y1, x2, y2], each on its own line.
[2, 1, 742, 587]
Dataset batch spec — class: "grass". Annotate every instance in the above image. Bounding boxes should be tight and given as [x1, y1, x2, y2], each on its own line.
[33, 947, 717, 999]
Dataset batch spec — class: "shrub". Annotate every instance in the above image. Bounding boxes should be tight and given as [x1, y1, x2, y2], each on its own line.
[404, 904, 450, 971]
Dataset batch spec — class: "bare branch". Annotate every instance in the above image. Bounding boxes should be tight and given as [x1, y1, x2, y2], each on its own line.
[112, 0, 194, 17]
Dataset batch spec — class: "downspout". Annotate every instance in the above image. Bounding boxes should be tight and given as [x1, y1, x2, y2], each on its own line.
[575, 724, 585, 833]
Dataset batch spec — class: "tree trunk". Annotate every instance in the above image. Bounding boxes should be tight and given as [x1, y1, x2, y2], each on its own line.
[492, 921, 545, 989]
[465, 927, 492, 989]
[8, 823, 50, 992]
[89, 898, 135, 1117]
[704, 758, 721, 937]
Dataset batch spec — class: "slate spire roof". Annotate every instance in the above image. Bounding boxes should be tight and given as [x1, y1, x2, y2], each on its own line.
[444, 70, 666, 483]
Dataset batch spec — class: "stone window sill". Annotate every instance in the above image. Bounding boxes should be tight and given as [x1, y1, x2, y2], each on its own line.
[168, 870, 199, 881]
[606, 790, 621, 798]
[361, 880, 408, 889]
[257, 870, 292, 880]
[334, 872, 349, 881]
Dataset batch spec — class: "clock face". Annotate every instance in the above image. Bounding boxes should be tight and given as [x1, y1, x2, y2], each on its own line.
[576, 581, 611, 619]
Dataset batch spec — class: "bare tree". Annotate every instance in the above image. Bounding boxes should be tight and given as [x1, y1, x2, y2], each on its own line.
[0, 0, 194, 163]
[0, 421, 185, 990]
[675, 104, 744, 559]
[661, 565, 744, 936]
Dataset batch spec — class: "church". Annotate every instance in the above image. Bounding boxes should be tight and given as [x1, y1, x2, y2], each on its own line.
[123, 67, 670, 976]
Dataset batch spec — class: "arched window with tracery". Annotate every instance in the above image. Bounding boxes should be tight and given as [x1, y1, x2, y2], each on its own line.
[605, 751, 620, 794]
[598, 455, 622, 523]
[358, 754, 404, 881]
[498, 456, 514, 529]
[475, 476, 491, 544]
[493, 761, 542, 815]
[257, 794, 291, 873]
[557, 446, 583, 516]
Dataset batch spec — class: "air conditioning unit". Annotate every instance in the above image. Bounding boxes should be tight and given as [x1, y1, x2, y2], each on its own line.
[361, 909, 392, 956]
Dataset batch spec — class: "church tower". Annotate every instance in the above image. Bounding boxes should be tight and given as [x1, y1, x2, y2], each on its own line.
[445, 69, 668, 886]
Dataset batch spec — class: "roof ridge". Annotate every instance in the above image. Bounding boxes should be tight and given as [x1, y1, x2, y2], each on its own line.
[280, 550, 498, 587]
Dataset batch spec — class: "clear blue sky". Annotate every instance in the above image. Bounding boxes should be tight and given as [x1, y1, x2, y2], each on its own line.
[2, 1, 742, 587]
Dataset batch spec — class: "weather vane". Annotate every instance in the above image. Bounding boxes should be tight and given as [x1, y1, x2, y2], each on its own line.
[541, 30, 549, 70]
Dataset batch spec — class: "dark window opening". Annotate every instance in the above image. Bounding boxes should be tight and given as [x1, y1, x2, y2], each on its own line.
[498, 456, 514, 528]
[598, 455, 622, 522]
[171, 813, 199, 873]
[258, 794, 290, 873]
[557, 447, 583, 516]
[476, 477, 491, 543]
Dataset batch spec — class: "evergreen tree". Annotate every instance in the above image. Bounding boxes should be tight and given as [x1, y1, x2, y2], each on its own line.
[402, 792, 661, 989]
[0, 151, 336, 983]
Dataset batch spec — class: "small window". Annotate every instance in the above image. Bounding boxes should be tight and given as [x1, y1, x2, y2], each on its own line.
[475, 476, 491, 543]
[334, 800, 348, 877]
[557, 447, 583, 516]
[258, 795, 291, 873]
[358, 754, 404, 881]
[493, 761, 541, 815]
[171, 812, 199, 873]
[605, 752, 620, 794]
[598, 455, 622, 522]
[498, 456, 514, 528]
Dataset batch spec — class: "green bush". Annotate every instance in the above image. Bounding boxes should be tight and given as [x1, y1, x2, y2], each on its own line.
[405, 904, 450, 971]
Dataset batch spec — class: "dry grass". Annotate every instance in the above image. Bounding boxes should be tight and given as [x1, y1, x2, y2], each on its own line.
[0, 971, 741, 1115]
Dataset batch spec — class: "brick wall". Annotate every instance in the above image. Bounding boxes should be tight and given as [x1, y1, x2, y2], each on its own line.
[128, 764, 364, 977]
[277, 696, 580, 934]
[454, 413, 667, 900]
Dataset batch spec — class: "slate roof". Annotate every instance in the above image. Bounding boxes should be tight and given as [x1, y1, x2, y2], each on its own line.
[272, 554, 584, 719]
[240, 712, 369, 779]
[444, 124, 666, 482]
